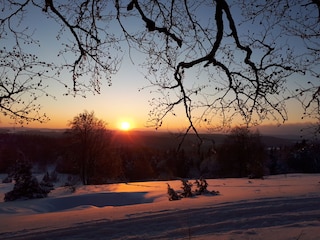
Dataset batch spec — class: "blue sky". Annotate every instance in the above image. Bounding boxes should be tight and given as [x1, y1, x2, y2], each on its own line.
[0, 1, 318, 135]
[1, 3, 153, 130]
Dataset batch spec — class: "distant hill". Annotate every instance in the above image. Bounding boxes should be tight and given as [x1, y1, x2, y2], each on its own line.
[0, 127, 66, 138]
[0, 127, 300, 149]
[109, 130, 298, 150]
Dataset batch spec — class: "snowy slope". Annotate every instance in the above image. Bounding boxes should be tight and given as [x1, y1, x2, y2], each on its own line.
[0, 174, 320, 240]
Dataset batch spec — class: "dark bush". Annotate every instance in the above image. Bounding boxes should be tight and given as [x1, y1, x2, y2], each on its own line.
[167, 183, 181, 201]
[4, 159, 49, 201]
[180, 179, 193, 197]
[217, 127, 265, 178]
[167, 178, 220, 201]
[194, 178, 208, 195]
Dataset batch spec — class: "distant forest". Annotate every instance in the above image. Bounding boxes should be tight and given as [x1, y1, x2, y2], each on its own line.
[1, 128, 320, 184]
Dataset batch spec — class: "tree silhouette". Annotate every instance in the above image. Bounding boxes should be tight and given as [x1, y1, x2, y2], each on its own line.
[68, 110, 111, 185]
[4, 158, 49, 201]
[218, 127, 265, 178]
[0, 48, 52, 124]
[1, 1, 319, 134]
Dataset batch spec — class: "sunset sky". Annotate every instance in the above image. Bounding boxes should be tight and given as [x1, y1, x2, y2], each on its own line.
[0, 2, 317, 135]
[1, 4, 153, 131]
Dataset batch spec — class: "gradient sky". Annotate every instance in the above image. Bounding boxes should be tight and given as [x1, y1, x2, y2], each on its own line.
[0, 2, 317, 135]
[1, 4, 153, 131]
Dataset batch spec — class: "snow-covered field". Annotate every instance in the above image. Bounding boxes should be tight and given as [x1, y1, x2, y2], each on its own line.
[0, 174, 319, 240]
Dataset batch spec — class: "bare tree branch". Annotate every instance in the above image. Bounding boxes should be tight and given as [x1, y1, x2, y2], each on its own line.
[0, 0, 319, 136]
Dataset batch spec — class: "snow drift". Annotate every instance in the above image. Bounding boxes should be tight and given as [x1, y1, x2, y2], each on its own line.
[0, 174, 319, 239]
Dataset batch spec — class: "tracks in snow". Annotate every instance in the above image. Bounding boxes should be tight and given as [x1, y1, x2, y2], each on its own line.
[3, 195, 320, 240]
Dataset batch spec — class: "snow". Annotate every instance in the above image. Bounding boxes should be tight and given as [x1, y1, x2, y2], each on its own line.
[0, 174, 320, 239]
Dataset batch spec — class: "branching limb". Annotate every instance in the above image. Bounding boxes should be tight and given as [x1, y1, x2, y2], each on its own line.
[126, 0, 182, 47]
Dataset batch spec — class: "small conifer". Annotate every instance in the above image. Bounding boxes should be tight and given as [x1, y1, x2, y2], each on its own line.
[167, 183, 180, 201]
[4, 159, 49, 201]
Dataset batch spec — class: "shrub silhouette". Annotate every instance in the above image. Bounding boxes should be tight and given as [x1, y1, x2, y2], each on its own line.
[167, 178, 220, 201]
[4, 159, 49, 201]
[167, 183, 180, 201]
[194, 178, 209, 195]
[180, 179, 193, 197]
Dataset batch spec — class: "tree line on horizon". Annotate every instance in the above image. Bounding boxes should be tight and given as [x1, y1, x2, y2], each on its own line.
[1, 111, 320, 187]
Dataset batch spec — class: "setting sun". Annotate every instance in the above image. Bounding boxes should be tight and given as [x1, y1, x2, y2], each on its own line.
[120, 121, 131, 131]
